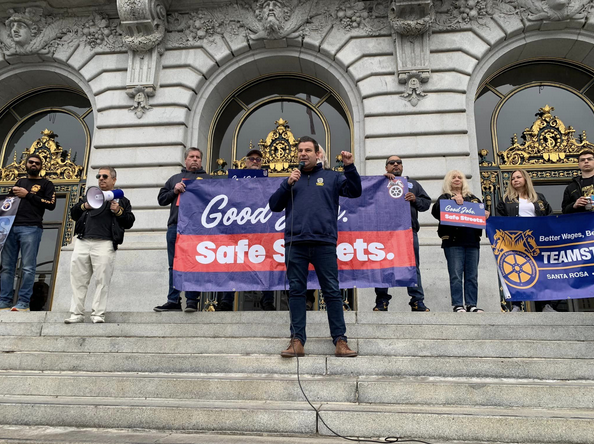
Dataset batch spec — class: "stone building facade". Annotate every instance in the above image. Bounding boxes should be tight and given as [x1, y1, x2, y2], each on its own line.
[1, 0, 593, 312]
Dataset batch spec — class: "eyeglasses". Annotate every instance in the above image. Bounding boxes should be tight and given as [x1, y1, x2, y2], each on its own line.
[27, 160, 41, 166]
[386, 160, 402, 165]
[247, 157, 262, 162]
[96, 174, 110, 180]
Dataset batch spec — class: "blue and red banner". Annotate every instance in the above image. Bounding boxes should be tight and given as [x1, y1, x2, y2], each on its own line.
[487, 212, 594, 301]
[173, 176, 416, 292]
[439, 200, 486, 228]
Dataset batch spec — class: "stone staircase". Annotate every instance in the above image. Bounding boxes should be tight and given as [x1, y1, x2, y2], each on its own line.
[0, 311, 593, 444]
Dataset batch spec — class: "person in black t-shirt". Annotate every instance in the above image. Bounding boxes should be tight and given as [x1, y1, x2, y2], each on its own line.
[64, 167, 135, 324]
[562, 149, 594, 214]
[0, 154, 55, 312]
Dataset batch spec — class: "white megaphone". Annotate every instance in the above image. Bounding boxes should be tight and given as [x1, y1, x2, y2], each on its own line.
[85, 186, 125, 209]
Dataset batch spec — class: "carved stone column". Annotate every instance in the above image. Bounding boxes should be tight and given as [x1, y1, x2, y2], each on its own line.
[389, 0, 434, 106]
[117, 0, 170, 118]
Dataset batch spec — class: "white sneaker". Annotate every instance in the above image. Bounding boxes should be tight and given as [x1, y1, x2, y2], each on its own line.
[91, 316, 105, 323]
[511, 306, 521, 312]
[542, 304, 557, 312]
[64, 315, 84, 324]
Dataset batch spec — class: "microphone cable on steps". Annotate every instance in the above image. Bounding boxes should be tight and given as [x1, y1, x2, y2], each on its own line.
[285, 179, 434, 444]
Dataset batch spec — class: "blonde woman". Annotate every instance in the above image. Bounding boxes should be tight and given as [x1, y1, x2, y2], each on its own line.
[497, 169, 555, 312]
[317, 145, 330, 170]
[431, 170, 487, 312]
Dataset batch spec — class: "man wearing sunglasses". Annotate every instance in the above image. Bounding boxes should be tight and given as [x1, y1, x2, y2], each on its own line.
[218, 148, 277, 311]
[65, 167, 135, 324]
[0, 154, 56, 311]
[154, 148, 207, 313]
[374, 155, 431, 312]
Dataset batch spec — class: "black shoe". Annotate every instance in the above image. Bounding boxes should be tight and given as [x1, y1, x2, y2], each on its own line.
[153, 301, 182, 312]
[261, 302, 276, 311]
[373, 300, 389, 311]
[410, 301, 430, 312]
[185, 300, 198, 312]
[216, 302, 233, 311]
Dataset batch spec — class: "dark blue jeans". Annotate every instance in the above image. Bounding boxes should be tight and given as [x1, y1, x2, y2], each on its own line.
[444, 246, 479, 307]
[0, 226, 43, 307]
[285, 243, 347, 345]
[375, 231, 424, 304]
[167, 224, 200, 304]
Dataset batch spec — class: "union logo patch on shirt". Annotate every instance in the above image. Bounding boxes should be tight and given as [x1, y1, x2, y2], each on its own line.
[30, 185, 41, 194]
[316, 178, 324, 186]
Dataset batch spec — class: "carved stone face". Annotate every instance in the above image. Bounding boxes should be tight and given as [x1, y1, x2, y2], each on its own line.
[263, 1, 284, 33]
[10, 21, 33, 46]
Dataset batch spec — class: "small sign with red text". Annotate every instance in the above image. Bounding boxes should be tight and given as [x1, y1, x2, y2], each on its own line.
[439, 200, 486, 228]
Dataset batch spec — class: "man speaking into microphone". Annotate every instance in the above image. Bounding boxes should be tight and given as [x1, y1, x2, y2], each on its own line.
[269, 136, 362, 358]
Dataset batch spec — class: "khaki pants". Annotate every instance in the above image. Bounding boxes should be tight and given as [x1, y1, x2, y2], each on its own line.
[69, 238, 116, 319]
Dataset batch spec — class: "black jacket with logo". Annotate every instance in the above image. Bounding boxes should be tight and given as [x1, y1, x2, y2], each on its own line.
[496, 193, 552, 217]
[11, 177, 56, 228]
[431, 193, 483, 248]
[71, 195, 135, 250]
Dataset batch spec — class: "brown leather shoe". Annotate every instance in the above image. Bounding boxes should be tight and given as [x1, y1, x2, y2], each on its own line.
[280, 338, 305, 358]
[335, 339, 357, 357]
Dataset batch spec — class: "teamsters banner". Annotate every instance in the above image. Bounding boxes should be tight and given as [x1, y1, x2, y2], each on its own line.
[487, 212, 594, 301]
[173, 176, 416, 292]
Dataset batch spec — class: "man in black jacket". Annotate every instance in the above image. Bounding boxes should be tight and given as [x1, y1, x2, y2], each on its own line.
[562, 149, 594, 214]
[154, 148, 207, 312]
[65, 167, 135, 324]
[0, 154, 55, 311]
[374, 155, 431, 312]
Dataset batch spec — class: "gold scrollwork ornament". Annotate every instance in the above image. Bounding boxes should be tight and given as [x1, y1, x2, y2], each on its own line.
[1, 129, 83, 182]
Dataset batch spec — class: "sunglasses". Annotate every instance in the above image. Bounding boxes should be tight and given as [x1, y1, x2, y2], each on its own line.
[386, 160, 402, 165]
[247, 157, 262, 162]
[96, 174, 110, 180]
[27, 160, 41, 166]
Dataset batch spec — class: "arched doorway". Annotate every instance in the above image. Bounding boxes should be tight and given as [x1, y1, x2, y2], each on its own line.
[209, 73, 353, 173]
[475, 59, 594, 312]
[0, 87, 93, 310]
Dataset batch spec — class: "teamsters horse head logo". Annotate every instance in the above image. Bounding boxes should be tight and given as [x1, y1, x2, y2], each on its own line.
[493, 229, 539, 289]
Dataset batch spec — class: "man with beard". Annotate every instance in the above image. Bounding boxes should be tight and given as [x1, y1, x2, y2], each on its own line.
[154, 148, 207, 312]
[0, 154, 55, 311]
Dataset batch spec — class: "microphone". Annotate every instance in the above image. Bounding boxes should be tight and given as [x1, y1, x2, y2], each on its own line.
[290, 162, 306, 187]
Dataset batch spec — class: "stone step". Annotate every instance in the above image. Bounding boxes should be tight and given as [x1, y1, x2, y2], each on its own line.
[1, 371, 593, 410]
[0, 426, 568, 444]
[0, 371, 357, 403]
[3, 311, 594, 326]
[1, 336, 593, 358]
[316, 402, 594, 444]
[357, 376, 594, 410]
[0, 352, 592, 380]
[0, 396, 592, 443]
[2, 321, 593, 341]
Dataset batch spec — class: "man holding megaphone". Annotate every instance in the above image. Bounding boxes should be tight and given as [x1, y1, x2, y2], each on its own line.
[64, 167, 135, 324]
